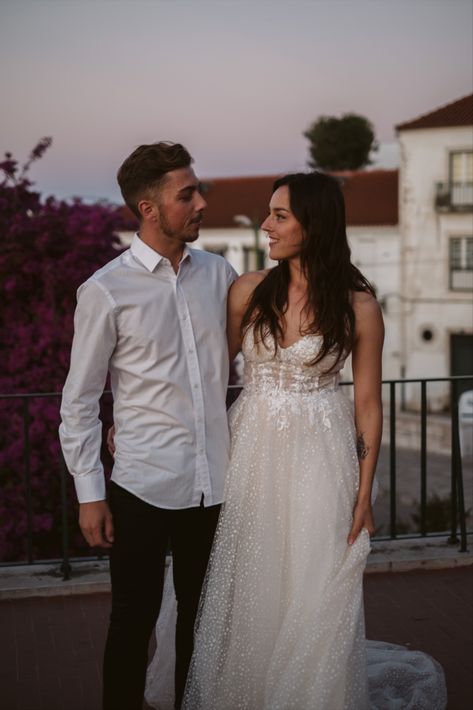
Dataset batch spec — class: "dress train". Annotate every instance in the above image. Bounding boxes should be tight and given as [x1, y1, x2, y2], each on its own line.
[145, 563, 447, 710]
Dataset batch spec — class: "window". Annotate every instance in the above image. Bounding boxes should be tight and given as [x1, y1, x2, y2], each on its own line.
[449, 236, 473, 290]
[450, 152, 473, 206]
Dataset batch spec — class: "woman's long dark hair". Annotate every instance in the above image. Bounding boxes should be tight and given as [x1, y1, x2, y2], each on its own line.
[241, 171, 375, 370]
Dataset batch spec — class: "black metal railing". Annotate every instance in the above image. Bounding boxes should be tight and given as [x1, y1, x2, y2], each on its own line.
[435, 181, 473, 211]
[376, 376, 471, 548]
[0, 376, 471, 580]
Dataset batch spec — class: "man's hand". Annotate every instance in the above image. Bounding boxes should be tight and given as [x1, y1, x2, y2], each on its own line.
[107, 425, 116, 457]
[79, 500, 114, 548]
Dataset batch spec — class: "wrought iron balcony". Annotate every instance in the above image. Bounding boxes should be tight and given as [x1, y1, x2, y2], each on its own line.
[435, 181, 473, 212]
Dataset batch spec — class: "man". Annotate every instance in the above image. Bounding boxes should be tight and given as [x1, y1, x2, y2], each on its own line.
[59, 142, 237, 710]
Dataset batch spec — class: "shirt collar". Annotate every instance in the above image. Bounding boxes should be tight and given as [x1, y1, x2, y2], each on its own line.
[130, 233, 192, 272]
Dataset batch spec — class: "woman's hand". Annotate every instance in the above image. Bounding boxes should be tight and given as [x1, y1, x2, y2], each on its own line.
[347, 500, 375, 545]
[107, 425, 116, 457]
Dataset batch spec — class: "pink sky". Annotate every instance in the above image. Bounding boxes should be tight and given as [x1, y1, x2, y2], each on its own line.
[1, 0, 472, 202]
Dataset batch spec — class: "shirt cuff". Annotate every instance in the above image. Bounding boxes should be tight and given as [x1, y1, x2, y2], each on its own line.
[74, 472, 107, 503]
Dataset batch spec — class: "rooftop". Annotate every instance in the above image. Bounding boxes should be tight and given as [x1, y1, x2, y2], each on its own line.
[396, 93, 473, 132]
[116, 169, 399, 231]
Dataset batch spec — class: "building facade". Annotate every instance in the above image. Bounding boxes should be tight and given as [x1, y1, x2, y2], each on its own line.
[396, 93, 473, 410]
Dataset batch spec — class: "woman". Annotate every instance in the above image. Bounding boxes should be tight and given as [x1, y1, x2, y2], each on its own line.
[146, 172, 446, 710]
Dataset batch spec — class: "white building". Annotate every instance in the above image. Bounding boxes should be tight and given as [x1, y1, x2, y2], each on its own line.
[396, 93, 473, 410]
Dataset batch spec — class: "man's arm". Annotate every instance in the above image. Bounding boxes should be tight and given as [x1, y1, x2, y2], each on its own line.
[59, 280, 117, 547]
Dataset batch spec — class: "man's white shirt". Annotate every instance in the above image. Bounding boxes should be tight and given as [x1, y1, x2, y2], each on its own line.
[59, 234, 238, 508]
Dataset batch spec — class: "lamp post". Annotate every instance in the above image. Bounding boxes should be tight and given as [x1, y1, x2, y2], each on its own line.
[233, 214, 263, 271]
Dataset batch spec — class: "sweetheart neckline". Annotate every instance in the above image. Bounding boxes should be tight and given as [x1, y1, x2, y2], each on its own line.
[277, 333, 323, 351]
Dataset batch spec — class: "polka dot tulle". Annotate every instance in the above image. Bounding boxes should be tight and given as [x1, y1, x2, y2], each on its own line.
[145, 330, 446, 710]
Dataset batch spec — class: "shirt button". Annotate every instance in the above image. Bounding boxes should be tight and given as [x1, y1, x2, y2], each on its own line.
[193, 384, 199, 389]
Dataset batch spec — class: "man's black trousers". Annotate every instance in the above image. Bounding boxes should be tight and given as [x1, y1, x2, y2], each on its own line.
[103, 482, 220, 710]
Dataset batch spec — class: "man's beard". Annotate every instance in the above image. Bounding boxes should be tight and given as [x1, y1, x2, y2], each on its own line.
[158, 211, 199, 242]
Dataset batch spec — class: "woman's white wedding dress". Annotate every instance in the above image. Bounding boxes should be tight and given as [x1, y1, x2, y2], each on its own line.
[145, 330, 446, 710]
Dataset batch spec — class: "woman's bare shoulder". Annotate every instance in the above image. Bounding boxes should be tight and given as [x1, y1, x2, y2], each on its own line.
[234, 269, 269, 288]
[229, 269, 270, 301]
[352, 289, 381, 313]
[352, 290, 384, 336]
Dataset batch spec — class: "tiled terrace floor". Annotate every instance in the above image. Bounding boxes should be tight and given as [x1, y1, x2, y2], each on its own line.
[1, 566, 471, 710]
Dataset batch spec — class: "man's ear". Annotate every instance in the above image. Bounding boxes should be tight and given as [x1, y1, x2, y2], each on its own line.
[137, 199, 158, 222]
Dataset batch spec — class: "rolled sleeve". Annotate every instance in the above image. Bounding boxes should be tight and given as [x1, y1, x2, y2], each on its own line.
[59, 280, 117, 503]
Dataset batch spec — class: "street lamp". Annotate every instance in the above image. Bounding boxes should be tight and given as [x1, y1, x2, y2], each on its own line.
[233, 214, 263, 270]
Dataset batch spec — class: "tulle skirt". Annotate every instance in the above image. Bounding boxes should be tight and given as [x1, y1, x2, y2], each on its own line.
[145, 388, 446, 709]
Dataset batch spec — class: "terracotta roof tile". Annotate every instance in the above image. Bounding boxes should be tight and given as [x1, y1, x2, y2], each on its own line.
[334, 169, 398, 226]
[396, 93, 473, 132]
[201, 175, 277, 228]
[202, 171, 398, 227]
[116, 170, 398, 230]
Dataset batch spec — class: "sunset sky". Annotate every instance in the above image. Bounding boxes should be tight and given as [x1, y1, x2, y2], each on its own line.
[1, 0, 472, 203]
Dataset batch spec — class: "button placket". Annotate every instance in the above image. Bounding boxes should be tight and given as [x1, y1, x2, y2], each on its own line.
[176, 279, 212, 502]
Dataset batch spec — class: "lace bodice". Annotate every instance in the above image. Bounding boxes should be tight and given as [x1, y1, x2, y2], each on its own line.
[240, 329, 347, 432]
[242, 328, 345, 395]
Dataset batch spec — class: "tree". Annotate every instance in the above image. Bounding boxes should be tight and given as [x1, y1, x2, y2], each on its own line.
[304, 113, 378, 171]
[0, 139, 122, 561]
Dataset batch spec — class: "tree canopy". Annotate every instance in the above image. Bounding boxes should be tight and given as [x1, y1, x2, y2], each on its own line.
[304, 113, 378, 171]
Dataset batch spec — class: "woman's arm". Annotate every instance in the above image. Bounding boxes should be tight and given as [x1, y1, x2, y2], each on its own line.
[347, 292, 385, 545]
[227, 271, 267, 362]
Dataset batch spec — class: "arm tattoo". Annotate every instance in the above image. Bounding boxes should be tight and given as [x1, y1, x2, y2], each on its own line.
[356, 432, 370, 460]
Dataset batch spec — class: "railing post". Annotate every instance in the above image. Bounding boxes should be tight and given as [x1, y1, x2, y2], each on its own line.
[420, 381, 427, 536]
[449, 380, 459, 544]
[389, 381, 397, 539]
[22, 397, 34, 564]
[451, 379, 468, 552]
[60, 454, 71, 580]
[400, 365, 406, 412]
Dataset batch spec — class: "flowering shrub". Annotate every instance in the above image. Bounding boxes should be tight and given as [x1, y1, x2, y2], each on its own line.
[0, 139, 123, 561]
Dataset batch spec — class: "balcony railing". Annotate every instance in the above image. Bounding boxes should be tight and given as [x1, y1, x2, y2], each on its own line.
[435, 181, 473, 211]
[0, 376, 471, 580]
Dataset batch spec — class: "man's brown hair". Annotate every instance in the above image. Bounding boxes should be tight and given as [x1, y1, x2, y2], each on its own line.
[117, 142, 193, 218]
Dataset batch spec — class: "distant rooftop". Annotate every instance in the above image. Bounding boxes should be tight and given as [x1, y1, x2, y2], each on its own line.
[117, 169, 398, 230]
[333, 170, 398, 227]
[396, 93, 473, 132]
[201, 175, 276, 229]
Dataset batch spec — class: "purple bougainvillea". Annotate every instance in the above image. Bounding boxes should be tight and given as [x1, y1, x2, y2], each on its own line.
[0, 140, 122, 561]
